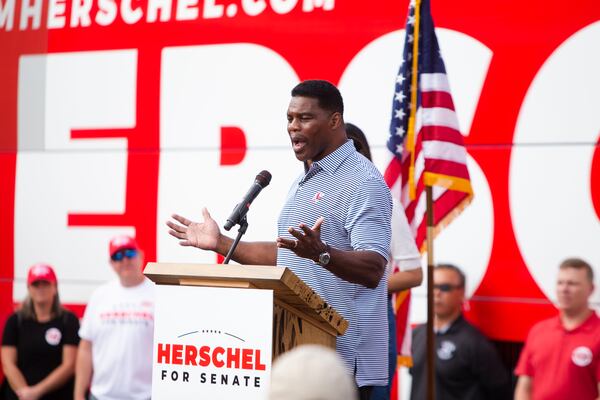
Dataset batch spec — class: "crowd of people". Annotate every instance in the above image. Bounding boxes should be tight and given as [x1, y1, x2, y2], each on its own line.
[1, 80, 598, 400]
[1, 235, 154, 400]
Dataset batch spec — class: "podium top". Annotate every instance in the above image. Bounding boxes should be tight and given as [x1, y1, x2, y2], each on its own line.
[144, 262, 348, 336]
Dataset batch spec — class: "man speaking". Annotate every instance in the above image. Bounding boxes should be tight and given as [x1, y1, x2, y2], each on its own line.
[167, 80, 392, 399]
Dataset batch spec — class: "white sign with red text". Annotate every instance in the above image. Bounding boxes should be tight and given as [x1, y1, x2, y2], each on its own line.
[152, 285, 273, 400]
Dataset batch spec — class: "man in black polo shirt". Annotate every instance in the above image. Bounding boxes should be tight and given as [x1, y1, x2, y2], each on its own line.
[410, 264, 510, 400]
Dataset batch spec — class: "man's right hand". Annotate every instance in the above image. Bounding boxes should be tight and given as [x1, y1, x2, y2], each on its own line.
[167, 208, 221, 251]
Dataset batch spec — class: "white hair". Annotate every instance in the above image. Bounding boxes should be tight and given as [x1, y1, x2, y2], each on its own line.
[269, 344, 358, 400]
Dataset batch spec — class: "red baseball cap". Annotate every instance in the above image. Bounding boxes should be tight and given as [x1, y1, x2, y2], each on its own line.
[27, 263, 57, 285]
[109, 235, 140, 257]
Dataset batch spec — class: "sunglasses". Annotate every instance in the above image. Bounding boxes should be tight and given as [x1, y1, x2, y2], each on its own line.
[111, 248, 138, 261]
[433, 283, 463, 292]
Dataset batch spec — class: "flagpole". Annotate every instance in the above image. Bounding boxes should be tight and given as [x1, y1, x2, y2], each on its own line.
[390, 0, 473, 397]
[426, 185, 435, 400]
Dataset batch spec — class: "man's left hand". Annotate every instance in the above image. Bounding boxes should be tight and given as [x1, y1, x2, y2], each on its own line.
[276, 216, 327, 262]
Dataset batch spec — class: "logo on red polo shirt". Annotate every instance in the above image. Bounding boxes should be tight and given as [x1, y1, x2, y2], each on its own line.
[571, 346, 593, 367]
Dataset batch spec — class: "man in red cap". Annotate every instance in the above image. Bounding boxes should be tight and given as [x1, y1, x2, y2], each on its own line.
[74, 235, 154, 400]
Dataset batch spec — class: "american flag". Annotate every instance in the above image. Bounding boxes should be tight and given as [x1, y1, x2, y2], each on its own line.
[385, 0, 473, 250]
[386, 0, 473, 397]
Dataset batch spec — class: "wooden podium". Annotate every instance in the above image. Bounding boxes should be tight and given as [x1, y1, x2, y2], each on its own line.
[144, 262, 348, 359]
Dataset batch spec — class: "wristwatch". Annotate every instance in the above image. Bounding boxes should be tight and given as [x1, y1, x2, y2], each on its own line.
[315, 242, 331, 267]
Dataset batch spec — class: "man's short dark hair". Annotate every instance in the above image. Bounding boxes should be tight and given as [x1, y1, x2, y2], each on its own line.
[291, 80, 344, 116]
[435, 263, 466, 288]
[559, 258, 594, 283]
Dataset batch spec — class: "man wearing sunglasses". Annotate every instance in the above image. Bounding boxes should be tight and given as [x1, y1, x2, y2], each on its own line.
[409, 264, 509, 400]
[75, 235, 154, 400]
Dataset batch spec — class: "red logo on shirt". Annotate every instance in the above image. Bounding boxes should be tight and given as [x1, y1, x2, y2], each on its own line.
[311, 192, 325, 203]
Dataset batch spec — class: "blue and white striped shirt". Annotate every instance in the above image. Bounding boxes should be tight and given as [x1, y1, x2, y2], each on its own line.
[277, 140, 392, 387]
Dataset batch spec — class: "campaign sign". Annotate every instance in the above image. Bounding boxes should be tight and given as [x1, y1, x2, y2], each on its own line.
[152, 285, 273, 399]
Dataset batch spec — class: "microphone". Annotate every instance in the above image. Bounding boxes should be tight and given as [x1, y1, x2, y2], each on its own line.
[223, 170, 272, 231]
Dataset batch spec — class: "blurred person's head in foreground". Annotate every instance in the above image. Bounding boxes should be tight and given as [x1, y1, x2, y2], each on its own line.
[269, 344, 358, 400]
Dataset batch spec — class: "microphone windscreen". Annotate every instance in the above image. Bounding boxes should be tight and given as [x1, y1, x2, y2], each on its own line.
[255, 170, 272, 187]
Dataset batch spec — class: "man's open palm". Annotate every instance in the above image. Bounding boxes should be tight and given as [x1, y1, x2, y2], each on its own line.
[166, 208, 220, 251]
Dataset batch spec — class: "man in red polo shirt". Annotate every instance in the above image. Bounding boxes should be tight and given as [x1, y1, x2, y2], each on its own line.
[515, 258, 600, 400]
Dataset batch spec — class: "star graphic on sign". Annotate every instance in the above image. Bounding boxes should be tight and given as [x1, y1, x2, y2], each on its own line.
[395, 126, 405, 136]
[395, 108, 406, 120]
[395, 91, 406, 102]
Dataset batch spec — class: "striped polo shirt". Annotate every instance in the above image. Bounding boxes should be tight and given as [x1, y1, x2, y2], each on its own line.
[277, 139, 392, 387]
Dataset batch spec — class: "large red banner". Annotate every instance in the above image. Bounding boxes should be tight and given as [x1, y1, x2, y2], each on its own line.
[1, 0, 599, 344]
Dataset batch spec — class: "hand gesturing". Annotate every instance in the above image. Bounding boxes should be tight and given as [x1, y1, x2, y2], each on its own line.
[276, 217, 326, 261]
[166, 207, 221, 251]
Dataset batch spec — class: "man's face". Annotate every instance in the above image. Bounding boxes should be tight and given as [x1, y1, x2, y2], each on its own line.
[110, 248, 144, 283]
[433, 268, 465, 319]
[556, 267, 594, 313]
[287, 96, 338, 163]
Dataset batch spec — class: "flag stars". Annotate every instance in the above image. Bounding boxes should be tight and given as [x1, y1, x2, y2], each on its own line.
[395, 126, 406, 136]
[396, 144, 403, 154]
[407, 34, 414, 43]
[407, 15, 415, 25]
[395, 91, 406, 103]
[395, 108, 406, 120]
[396, 75, 406, 84]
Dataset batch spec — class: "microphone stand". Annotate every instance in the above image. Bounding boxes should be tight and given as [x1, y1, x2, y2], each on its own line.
[223, 216, 248, 264]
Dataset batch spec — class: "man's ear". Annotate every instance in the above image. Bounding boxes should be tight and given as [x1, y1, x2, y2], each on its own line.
[329, 112, 342, 130]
